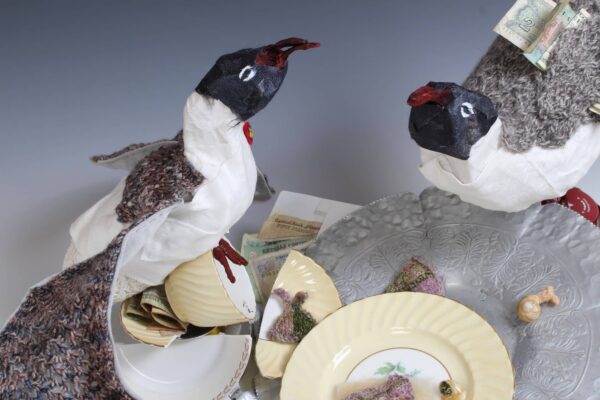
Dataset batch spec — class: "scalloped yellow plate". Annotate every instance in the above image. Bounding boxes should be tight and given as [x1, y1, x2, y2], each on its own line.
[281, 292, 514, 400]
[256, 250, 342, 378]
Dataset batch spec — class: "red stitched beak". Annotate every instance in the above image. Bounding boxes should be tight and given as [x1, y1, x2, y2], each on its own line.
[407, 84, 453, 107]
[256, 37, 320, 69]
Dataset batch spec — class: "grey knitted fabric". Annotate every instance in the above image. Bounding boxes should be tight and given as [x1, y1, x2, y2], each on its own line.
[464, 0, 600, 152]
[0, 230, 133, 399]
[116, 138, 204, 224]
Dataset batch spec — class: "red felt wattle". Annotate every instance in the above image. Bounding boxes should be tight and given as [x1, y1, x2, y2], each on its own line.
[407, 85, 453, 107]
[212, 239, 249, 284]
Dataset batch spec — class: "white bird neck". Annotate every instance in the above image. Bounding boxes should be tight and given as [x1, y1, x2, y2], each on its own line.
[182, 92, 244, 179]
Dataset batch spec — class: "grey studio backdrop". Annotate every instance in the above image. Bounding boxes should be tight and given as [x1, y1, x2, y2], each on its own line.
[2, 0, 599, 328]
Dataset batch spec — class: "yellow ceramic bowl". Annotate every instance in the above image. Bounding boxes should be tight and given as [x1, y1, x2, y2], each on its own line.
[165, 250, 256, 327]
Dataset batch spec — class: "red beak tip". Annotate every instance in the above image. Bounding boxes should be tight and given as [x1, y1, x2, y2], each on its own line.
[407, 85, 452, 107]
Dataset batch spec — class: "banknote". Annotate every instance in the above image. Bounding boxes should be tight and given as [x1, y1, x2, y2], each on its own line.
[523, 1, 577, 66]
[241, 233, 311, 260]
[123, 286, 187, 334]
[257, 213, 321, 240]
[248, 241, 314, 303]
[121, 295, 181, 347]
[591, 104, 600, 116]
[535, 7, 589, 70]
[140, 285, 187, 331]
[494, 0, 557, 50]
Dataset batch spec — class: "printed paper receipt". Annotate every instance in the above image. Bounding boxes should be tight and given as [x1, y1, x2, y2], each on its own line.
[257, 213, 321, 240]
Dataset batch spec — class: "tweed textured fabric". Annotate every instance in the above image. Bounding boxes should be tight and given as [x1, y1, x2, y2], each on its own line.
[0, 231, 132, 399]
[385, 258, 445, 296]
[116, 138, 204, 224]
[344, 375, 414, 400]
[464, 0, 600, 152]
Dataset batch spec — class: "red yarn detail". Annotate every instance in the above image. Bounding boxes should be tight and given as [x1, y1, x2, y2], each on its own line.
[212, 239, 249, 284]
[243, 122, 254, 145]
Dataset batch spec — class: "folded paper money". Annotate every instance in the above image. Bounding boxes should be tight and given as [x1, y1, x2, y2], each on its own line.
[495, 0, 590, 70]
[120, 289, 187, 348]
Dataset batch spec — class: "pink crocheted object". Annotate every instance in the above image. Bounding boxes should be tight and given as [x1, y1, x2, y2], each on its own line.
[344, 374, 414, 400]
[267, 288, 316, 343]
[385, 257, 445, 296]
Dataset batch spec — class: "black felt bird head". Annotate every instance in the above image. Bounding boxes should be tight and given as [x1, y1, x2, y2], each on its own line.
[196, 38, 320, 121]
[407, 82, 498, 160]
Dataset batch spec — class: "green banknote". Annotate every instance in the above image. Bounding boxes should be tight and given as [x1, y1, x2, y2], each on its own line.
[523, 2, 577, 66]
[247, 241, 314, 303]
[494, 0, 557, 50]
[241, 233, 310, 260]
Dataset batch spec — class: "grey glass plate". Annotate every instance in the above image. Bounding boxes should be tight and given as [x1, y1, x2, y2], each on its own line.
[306, 187, 600, 399]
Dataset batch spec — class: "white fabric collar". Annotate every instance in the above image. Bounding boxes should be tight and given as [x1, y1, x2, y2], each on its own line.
[418, 119, 600, 212]
[182, 92, 242, 180]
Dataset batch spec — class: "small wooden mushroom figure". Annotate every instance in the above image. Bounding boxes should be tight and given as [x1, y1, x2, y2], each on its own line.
[440, 380, 466, 400]
[517, 286, 560, 323]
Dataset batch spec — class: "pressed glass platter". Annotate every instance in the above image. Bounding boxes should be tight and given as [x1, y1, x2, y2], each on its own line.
[306, 188, 600, 399]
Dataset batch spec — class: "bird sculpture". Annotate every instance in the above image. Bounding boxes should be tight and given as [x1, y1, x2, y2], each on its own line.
[406, 0, 600, 212]
[64, 37, 319, 301]
[0, 37, 319, 398]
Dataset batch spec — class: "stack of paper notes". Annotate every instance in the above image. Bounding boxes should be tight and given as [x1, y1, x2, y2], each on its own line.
[243, 191, 360, 303]
[120, 285, 189, 347]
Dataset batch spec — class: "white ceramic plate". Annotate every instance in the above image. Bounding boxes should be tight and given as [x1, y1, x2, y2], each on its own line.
[115, 334, 251, 400]
[280, 292, 514, 400]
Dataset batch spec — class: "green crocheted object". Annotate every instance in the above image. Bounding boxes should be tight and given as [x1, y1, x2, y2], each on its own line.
[268, 288, 317, 343]
[385, 257, 445, 296]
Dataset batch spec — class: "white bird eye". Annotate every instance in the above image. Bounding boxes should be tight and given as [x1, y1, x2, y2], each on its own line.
[460, 102, 475, 118]
[239, 65, 256, 82]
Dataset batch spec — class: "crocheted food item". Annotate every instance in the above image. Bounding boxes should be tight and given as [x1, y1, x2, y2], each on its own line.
[267, 288, 317, 343]
[517, 286, 560, 323]
[440, 379, 466, 400]
[385, 258, 445, 296]
[344, 374, 414, 400]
